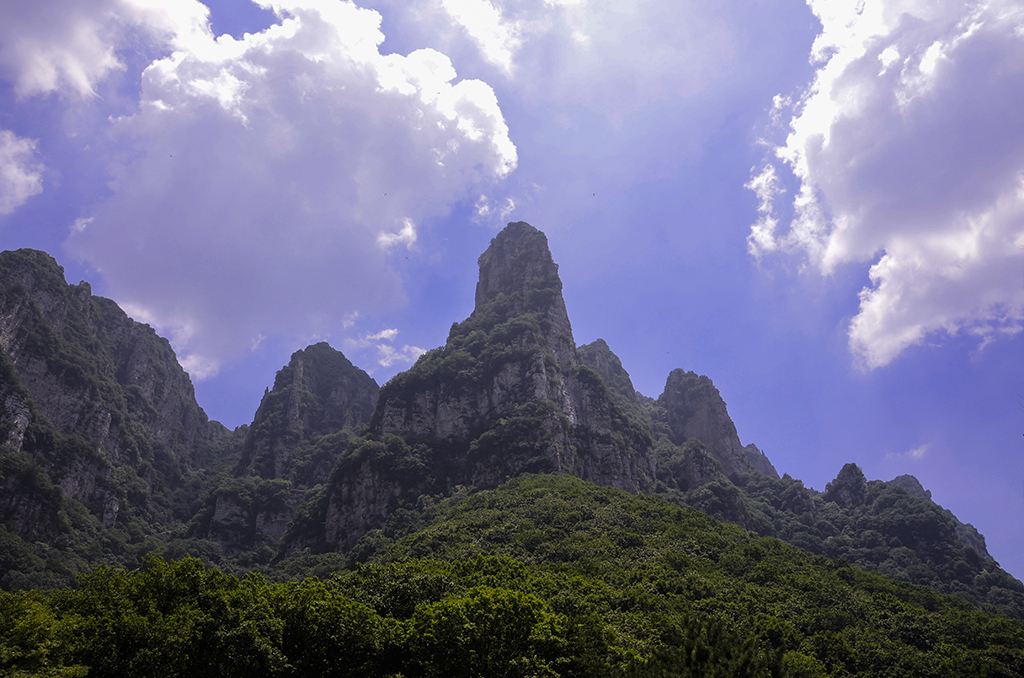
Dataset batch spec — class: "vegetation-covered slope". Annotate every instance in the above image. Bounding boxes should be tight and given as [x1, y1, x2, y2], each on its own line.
[4, 475, 1023, 677]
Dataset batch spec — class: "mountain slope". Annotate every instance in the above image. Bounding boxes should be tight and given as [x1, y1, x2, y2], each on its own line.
[5, 474, 1022, 678]
[0, 249, 233, 587]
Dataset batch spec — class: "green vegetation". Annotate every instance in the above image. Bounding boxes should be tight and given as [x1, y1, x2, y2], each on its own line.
[5, 476, 1022, 677]
[652, 459, 1024, 618]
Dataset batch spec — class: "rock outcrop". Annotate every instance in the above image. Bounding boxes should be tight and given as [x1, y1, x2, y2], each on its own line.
[3, 232, 1021, 618]
[0, 249, 231, 585]
[198, 342, 377, 553]
[654, 369, 777, 479]
[305, 222, 657, 549]
[237, 342, 378, 480]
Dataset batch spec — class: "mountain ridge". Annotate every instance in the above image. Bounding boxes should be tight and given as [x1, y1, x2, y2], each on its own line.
[1, 223, 1022, 620]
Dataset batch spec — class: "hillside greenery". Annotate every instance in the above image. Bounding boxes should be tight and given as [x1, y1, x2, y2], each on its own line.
[5, 475, 1023, 677]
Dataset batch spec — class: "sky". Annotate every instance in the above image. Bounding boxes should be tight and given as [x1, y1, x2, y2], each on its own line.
[0, 0, 1022, 578]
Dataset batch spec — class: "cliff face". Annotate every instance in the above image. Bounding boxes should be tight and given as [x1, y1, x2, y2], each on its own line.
[654, 369, 777, 479]
[0, 249, 229, 585]
[197, 342, 378, 553]
[309, 223, 657, 549]
[3, 233, 1021, 618]
[238, 342, 378, 480]
[0, 250, 219, 520]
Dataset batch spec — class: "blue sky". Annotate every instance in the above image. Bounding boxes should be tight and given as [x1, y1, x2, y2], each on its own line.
[1, 0, 1022, 578]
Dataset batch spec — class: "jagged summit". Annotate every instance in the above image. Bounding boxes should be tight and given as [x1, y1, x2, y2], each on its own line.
[578, 338, 638, 403]
[475, 221, 563, 307]
[656, 368, 778, 479]
[5, 235, 1023, 618]
[237, 342, 378, 479]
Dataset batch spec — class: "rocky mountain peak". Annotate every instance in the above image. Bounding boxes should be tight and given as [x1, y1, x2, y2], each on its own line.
[578, 339, 637, 403]
[470, 222, 576, 369]
[475, 221, 562, 308]
[239, 342, 377, 479]
[824, 463, 868, 507]
[888, 474, 931, 501]
[656, 369, 777, 479]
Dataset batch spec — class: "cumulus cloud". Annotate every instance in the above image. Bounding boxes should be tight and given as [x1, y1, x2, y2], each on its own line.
[750, 0, 1024, 369]
[0, 130, 44, 215]
[68, 0, 516, 379]
[346, 327, 425, 367]
[441, 0, 520, 72]
[373, 0, 795, 239]
[0, 0, 212, 97]
[376, 343, 426, 367]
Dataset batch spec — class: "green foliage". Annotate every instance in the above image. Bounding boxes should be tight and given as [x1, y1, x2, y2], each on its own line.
[3, 476, 1024, 676]
[721, 471, 1024, 618]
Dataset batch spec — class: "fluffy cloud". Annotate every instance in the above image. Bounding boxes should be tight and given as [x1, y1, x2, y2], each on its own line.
[441, 0, 520, 72]
[751, 0, 1024, 368]
[0, 130, 44, 215]
[68, 0, 516, 378]
[0, 0, 211, 97]
[346, 327, 425, 368]
[371, 0, 815, 246]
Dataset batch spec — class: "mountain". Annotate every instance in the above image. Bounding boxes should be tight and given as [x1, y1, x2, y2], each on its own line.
[1, 222, 1022, 623]
[194, 343, 378, 559]
[236, 342, 378, 481]
[0, 249, 234, 587]
[286, 222, 657, 551]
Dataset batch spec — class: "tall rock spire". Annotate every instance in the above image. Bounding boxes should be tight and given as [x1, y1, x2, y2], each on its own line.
[237, 342, 378, 479]
[308, 222, 656, 549]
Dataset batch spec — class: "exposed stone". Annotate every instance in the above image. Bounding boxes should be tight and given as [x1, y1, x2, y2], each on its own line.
[310, 222, 657, 550]
[238, 342, 378, 480]
[824, 463, 868, 507]
[655, 369, 777, 479]
[0, 248, 227, 555]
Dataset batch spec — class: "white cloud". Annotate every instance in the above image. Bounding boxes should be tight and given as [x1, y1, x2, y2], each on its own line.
[376, 343, 426, 367]
[473, 193, 516, 224]
[0, 0, 212, 97]
[377, 218, 418, 250]
[345, 326, 423, 367]
[441, 0, 520, 72]
[366, 328, 400, 341]
[886, 443, 929, 462]
[750, 0, 1024, 369]
[67, 0, 516, 379]
[179, 353, 220, 381]
[746, 164, 783, 256]
[0, 130, 44, 215]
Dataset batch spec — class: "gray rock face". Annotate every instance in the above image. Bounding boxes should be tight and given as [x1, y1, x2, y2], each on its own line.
[888, 474, 932, 501]
[578, 338, 639, 404]
[0, 249, 221, 546]
[474, 221, 578, 370]
[238, 342, 378, 480]
[655, 369, 777, 479]
[314, 222, 657, 549]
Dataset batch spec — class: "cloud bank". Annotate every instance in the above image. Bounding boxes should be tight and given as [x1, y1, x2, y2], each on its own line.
[0, 131, 44, 215]
[0, 0, 212, 97]
[751, 0, 1024, 369]
[60, 0, 515, 378]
